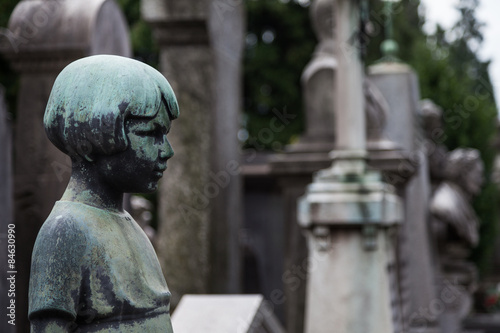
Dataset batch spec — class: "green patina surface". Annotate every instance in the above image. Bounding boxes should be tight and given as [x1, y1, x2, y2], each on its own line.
[44, 55, 178, 161]
[30, 202, 174, 332]
[29, 55, 178, 332]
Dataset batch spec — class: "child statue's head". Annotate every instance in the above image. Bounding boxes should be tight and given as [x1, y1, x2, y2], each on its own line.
[44, 55, 179, 193]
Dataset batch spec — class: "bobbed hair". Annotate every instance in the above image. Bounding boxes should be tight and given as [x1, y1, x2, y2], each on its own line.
[44, 55, 179, 160]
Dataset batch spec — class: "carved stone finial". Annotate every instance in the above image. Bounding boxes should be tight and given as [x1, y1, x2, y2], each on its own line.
[379, 0, 401, 62]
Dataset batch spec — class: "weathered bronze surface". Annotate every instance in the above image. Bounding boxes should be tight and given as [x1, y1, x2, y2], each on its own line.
[29, 55, 179, 332]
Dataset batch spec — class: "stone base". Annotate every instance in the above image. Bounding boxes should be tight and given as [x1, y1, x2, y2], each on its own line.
[172, 295, 285, 333]
[303, 229, 397, 333]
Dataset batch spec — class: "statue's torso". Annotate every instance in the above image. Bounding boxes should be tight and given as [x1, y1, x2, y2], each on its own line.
[29, 201, 173, 332]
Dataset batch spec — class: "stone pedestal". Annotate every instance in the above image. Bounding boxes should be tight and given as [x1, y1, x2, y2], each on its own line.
[143, 0, 244, 303]
[298, 169, 402, 333]
[0, 1, 131, 330]
[172, 295, 285, 333]
[305, 229, 396, 331]
[0, 86, 14, 333]
[369, 63, 440, 333]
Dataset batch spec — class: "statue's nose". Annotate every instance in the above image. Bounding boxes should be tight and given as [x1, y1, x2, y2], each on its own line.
[160, 140, 174, 159]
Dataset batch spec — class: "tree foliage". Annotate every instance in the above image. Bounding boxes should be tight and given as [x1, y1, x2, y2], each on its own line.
[115, 0, 158, 67]
[243, 0, 316, 150]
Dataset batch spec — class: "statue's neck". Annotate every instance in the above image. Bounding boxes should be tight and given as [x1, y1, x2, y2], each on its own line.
[61, 163, 124, 213]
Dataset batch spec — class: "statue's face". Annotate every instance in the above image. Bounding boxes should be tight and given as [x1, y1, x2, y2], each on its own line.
[95, 104, 173, 193]
[464, 160, 484, 195]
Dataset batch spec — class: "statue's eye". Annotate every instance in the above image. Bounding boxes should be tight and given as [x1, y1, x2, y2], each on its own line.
[136, 127, 165, 141]
[136, 130, 155, 137]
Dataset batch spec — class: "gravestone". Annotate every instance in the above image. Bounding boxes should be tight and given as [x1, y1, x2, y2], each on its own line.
[0, 1, 131, 330]
[172, 295, 285, 333]
[428, 144, 483, 333]
[0, 85, 14, 333]
[142, 0, 244, 303]
[369, 63, 440, 333]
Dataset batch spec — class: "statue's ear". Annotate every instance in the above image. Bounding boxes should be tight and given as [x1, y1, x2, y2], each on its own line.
[71, 153, 94, 165]
[75, 139, 96, 163]
[83, 154, 94, 163]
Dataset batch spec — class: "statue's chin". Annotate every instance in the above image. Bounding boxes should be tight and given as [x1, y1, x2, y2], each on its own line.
[144, 182, 159, 193]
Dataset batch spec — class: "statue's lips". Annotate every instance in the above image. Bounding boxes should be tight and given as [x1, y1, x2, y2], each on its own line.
[153, 166, 167, 178]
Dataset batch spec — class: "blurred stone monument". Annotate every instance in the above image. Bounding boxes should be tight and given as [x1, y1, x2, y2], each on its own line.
[298, 1, 402, 332]
[430, 148, 483, 333]
[266, 0, 406, 330]
[142, 0, 244, 304]
[0, 85, 14, 333]
[463, 119, 500, 333]
[0, 0, 131, 330]
[368, 55, 441, 333]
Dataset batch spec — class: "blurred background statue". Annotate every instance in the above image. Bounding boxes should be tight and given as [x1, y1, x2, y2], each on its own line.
[430, 147, 484, 333]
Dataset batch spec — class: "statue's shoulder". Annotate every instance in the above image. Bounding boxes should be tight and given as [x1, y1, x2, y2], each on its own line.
[34, 201, 91, 253]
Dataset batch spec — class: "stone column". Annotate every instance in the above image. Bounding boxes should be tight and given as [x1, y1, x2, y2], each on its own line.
[368, 63, 441, 333]
[0, 86, 14, 333]
[0, 1, 131, 330]
[298, 1, 402, 332]
[142, 0, 244, 303]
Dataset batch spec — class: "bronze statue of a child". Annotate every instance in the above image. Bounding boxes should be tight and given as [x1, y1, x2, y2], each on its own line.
[28, 55, 178, 332]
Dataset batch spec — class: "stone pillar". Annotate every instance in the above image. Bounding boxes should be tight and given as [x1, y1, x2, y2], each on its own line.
[142, 0, 244, 303]
[0, 1, 131, 330]
[298, 1, 402, 332]
[368, 63, 440, 333]
[0, 86, 14, 333]
[207, 2, 245, 295]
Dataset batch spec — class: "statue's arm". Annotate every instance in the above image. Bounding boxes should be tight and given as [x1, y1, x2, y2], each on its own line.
[29, 214, 85, 331]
